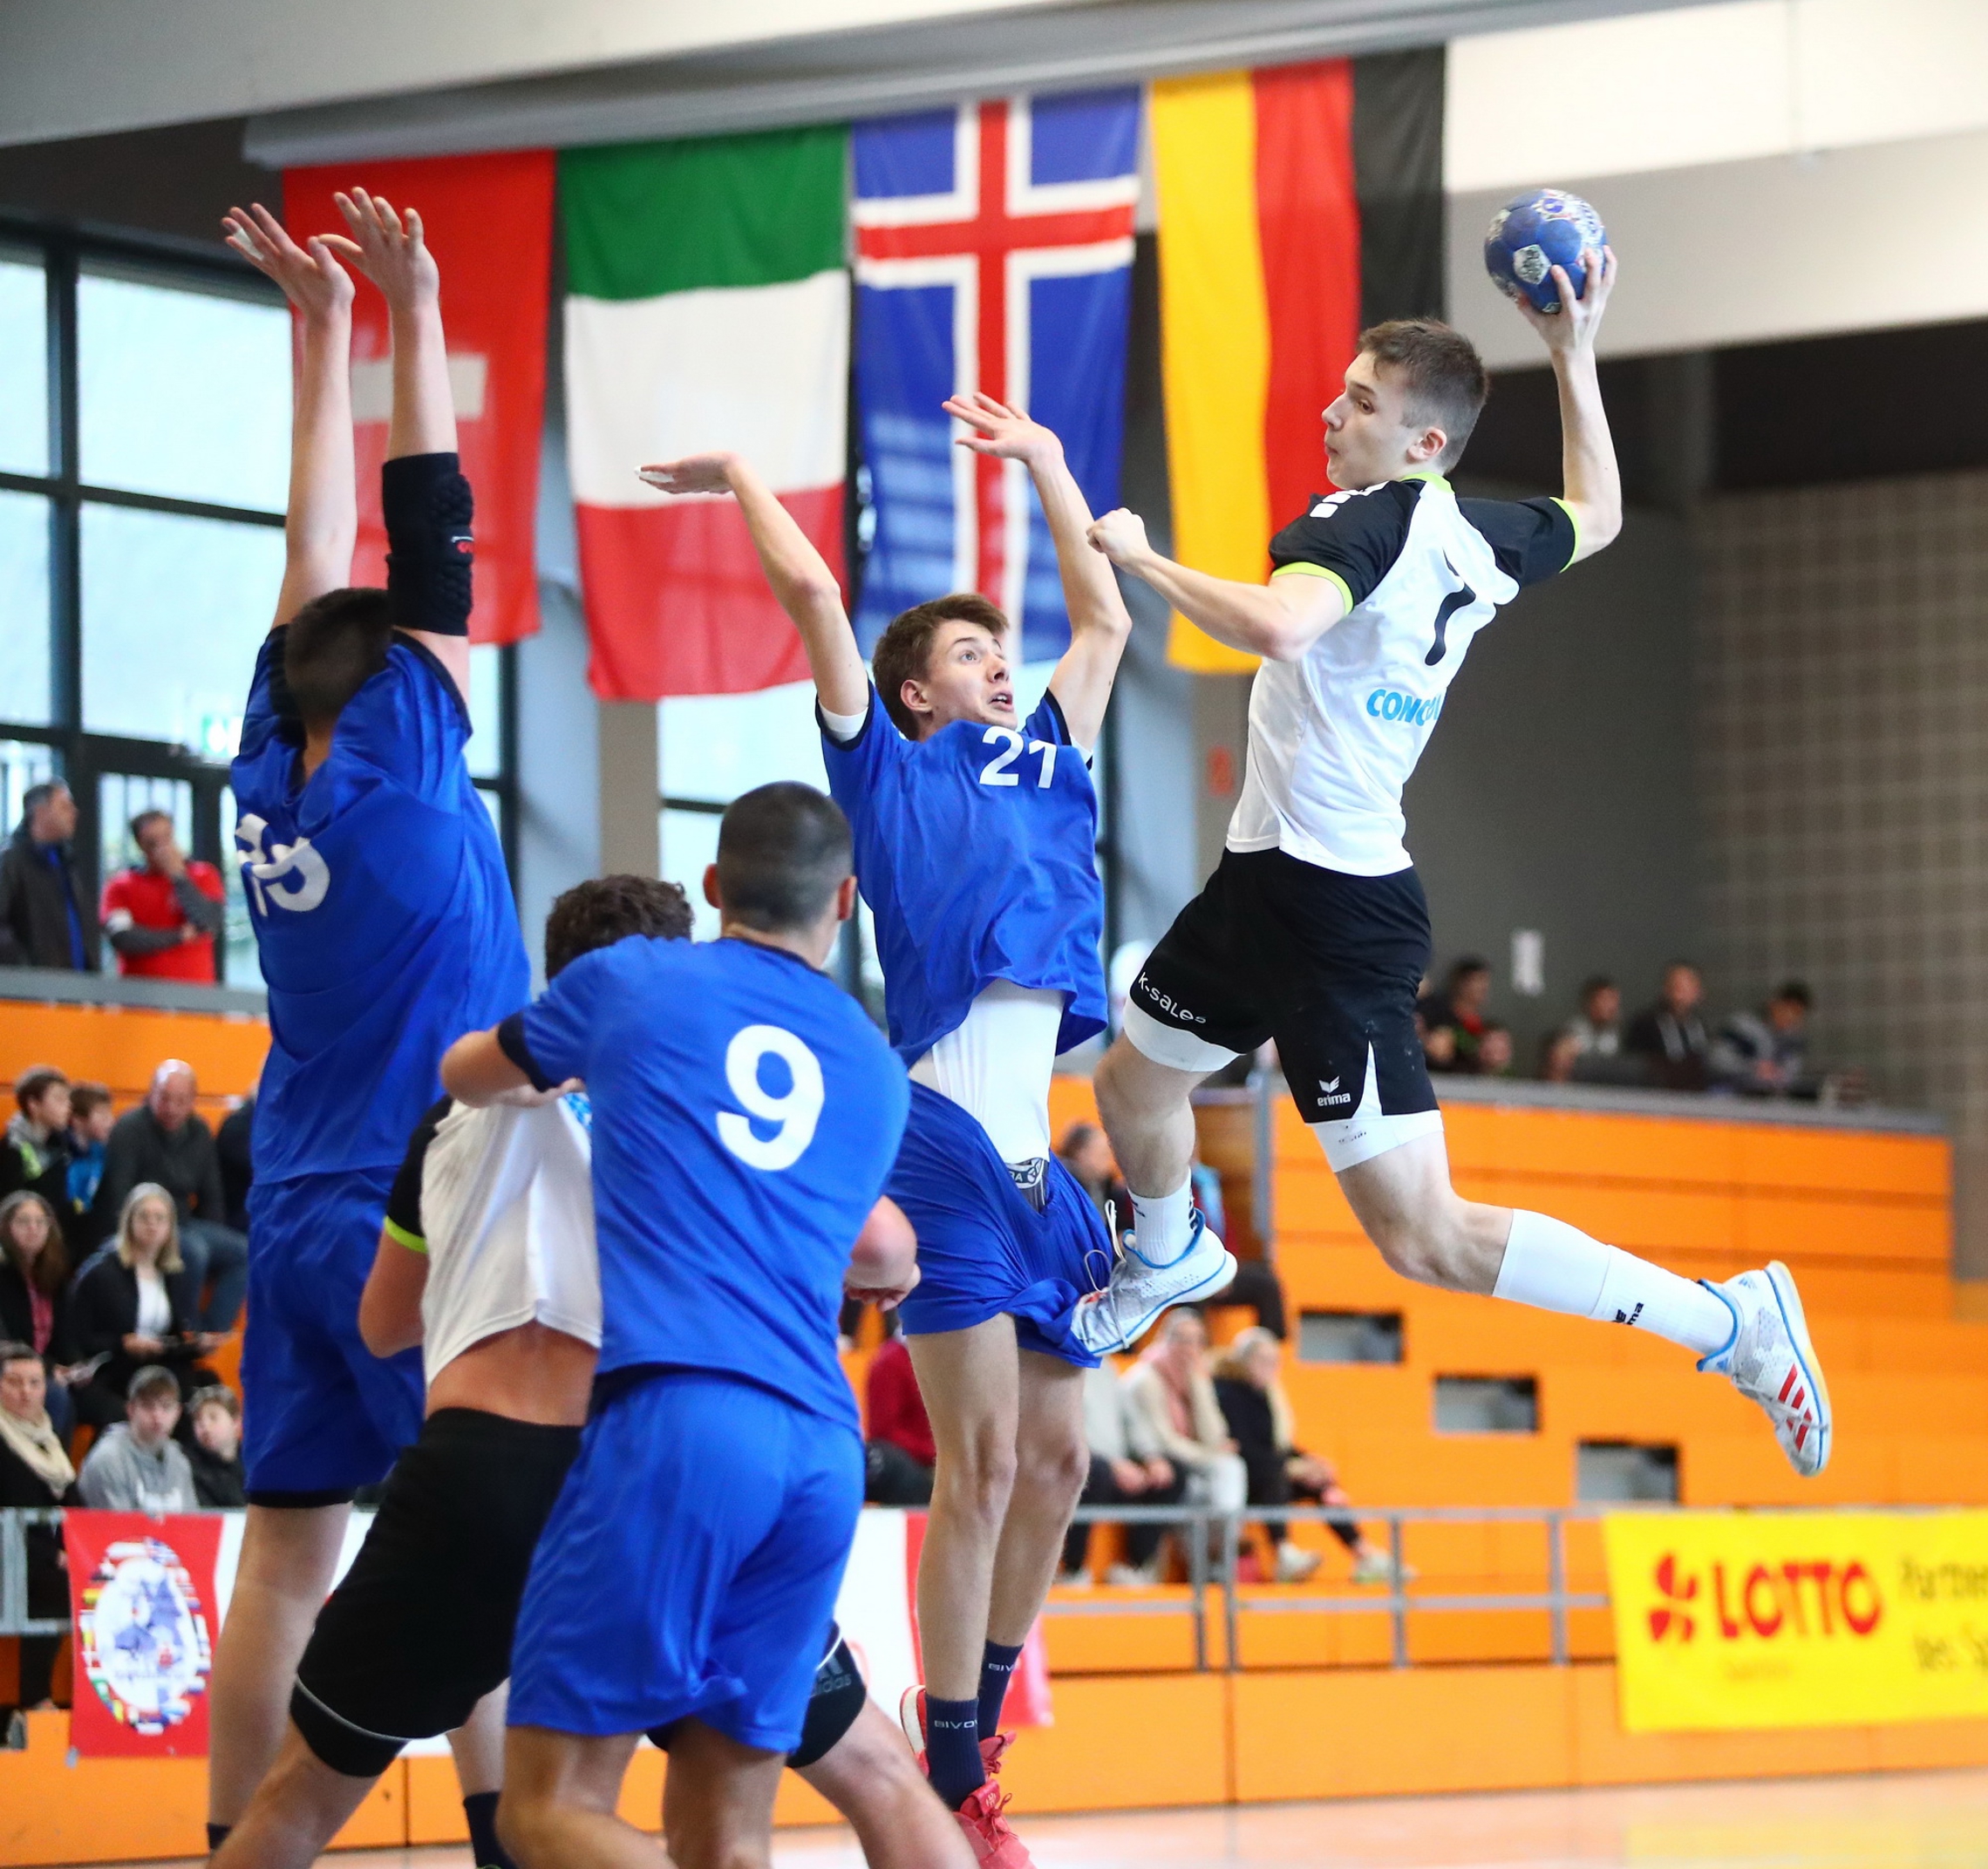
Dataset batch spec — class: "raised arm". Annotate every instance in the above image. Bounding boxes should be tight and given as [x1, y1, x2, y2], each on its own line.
[945, 392, 1129, 751]
[638, 452, 868, 719]
[1515, 247, 1621, 563]
[1085, 509, 1349, 663]
[223, 205, 357, 630]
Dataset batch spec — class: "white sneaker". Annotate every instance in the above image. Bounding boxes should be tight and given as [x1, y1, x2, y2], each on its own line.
[1104, 1560, 1160, 1587]
[1071, 1209, 1239, 1355]
[1350, 1548, 1416, 1587]
[1699, 1261, 1832, 1477]
[1274, 1545, 1323, 1583]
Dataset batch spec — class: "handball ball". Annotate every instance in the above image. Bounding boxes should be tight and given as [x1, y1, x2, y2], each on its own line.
[1484, 188, 1606, 315]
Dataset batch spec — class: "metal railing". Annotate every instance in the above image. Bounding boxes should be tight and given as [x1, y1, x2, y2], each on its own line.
[1, 1509, 68, 1636]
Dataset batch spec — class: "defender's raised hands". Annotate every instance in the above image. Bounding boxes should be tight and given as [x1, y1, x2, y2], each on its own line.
[318, 188, 440, 312]
[222, 204, 354, 322]
[943, 391, 1063, 469]
[637, 452, 741, 498]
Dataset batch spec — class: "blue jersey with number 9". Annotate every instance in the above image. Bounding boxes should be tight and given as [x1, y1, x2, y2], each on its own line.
[821, 687, 1106, 1065]
[509, 934, 909, 1427]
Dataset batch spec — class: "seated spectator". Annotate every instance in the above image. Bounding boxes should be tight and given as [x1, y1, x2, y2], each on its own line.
[1061, 1361, 1183, 1587]
[76, 1364, 199, 1513]
[95, 1060, 247, 1332]
[1057, 1121, 1122, 1220]
[1122, 1310, 1244, 1517]
[1712, 981, 1821, 1098]
[99, 810, 226, 982]
[1539, 1027, 1582, 1083]
[1211, 1329, 1406, 1586]
[1420, 956, 1492, 1074]
[1475, 1023, 1515, 1077]
[0, 1341, 78, 1736]
[2, 1066, 71, 1212]
[0, 780, 97, 971]
[62, 1083, 114, 1251]
[67, 1184, 220, 1430]
[186, 1383, 245, 1507]
[1561, 975, 1622, 1060]
[1625, 961, 1712, 1091]
[863, 1319, 935, 1505]
[215, 1089, 255, 1234]
[0, 1191, 74, 1441]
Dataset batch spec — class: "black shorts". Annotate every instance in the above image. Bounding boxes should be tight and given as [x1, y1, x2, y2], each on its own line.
[290, 1408, 582, 1779]
[646, 1634, 868, 1770]
[1129, 847, 1438, 1124]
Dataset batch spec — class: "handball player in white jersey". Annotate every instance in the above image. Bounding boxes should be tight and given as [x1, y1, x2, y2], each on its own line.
[1083, 248, 1832, 1478]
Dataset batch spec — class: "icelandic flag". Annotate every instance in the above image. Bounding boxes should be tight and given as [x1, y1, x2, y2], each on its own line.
[853, 88, 1140, 662]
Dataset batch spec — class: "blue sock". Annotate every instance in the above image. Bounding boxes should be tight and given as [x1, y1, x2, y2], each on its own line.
[463, 1791, 515, 1869]
[923, 1695, 985, 1811]
[206, 1825, 231, 1855]
[977, 1641, 1024, 1740]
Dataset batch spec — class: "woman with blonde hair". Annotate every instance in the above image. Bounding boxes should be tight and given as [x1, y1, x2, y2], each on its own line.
[1211, 1327, 1406, 1586]
[68, 1183, 221, 1429]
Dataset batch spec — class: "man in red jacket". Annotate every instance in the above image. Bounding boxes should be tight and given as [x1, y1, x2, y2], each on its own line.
[100, 811, 226, 982]
[864, 1324, 936, 1505]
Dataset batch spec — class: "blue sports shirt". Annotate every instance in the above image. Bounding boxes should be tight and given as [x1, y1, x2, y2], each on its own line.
[231, 631, 529, 1183]
[506, 935, 910, 1428]
[821, 688, 1106, 1064]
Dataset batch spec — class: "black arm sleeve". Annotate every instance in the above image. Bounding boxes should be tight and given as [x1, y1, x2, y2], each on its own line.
[1456, 496, 1578, 588]
[1267, 481, 1418, 608]
[385, 1097, 453, 1247]
[108, 924, 183, 957]
[383, 452, 475, 638]
[173, 877, 225, 937]
[496, 1013, 555, 1093]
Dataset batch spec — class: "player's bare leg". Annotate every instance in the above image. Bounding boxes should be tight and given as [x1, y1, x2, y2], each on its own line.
[208, 1725, 376, 1869]
[497, 1729, 643, 1869]
[208, 1503, 351, 1835]
[797, 1700, 975, 1869]
[985, 1352, 1086, 1654]
[657, 1719, 786, 1869]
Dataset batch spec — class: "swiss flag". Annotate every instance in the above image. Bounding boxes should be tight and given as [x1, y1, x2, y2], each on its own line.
[283, 152, 554, 647]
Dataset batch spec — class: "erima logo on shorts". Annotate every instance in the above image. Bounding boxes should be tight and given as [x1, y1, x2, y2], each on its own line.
[1138, 975, 1205, 1025]
[1317, 1077, 1352, 1108]
[1365, 689, 1443, 726]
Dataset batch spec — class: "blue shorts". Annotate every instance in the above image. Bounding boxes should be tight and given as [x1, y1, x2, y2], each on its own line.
[507, 1371, 862, 1751]
[241, 1167, 425, 1499]
[889, 1082, 1105, 1366]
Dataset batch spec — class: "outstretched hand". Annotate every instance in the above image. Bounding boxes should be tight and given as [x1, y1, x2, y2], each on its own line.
[637, 453, 740, 498]
[317, 188, 439, 312]
[222, 204, 354, 320]
[1516, 245, 1617, 357]
[943, 391, 1062, 467]
[1086, 506, 1151, 567]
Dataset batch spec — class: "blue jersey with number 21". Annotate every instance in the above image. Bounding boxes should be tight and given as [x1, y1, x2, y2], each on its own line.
[513, 935, 909, 1430]
[822, 688, 1106, 1066]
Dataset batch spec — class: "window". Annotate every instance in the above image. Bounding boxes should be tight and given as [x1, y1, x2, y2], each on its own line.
[0, 221, 519, 984]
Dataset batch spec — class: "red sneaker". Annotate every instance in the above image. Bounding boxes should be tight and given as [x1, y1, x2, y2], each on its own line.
[900, 1684, 929, 1765]
[980, 1730, 1012, 1777]
[953, 1780, 1034, 1867]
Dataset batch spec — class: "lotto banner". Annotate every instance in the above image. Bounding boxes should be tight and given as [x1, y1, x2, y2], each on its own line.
[1605, 1509, 1988, 1733]
[65, 1512, 222, 1758]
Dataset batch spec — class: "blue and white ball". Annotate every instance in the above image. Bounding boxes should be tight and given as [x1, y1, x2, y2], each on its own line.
[1483, 188, 1606, 315]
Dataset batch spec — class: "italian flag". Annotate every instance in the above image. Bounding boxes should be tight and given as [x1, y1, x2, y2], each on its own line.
[561, 126, 849, 699]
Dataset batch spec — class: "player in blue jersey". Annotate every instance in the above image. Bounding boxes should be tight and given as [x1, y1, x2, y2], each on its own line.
[643, 395, 1231, 1862]
[437, 783, 915, 1869]
[206, 193, 531, 1845]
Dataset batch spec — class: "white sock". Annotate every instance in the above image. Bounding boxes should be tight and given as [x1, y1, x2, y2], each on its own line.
[1493, 1211, 1734, 1358]
[1129, 1179, 1194, 1263]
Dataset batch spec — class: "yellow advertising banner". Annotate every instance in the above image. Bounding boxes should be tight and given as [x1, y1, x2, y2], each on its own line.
[1604, 1510, 1988, 1733]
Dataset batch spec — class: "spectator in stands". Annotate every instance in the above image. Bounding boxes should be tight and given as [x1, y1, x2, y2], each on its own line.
[67, 1184, 220, 1430]
[1420, 956, 1492, 1074]
[1210, 1329, 1406, 1587]
[215, 1089, 255, 1234]
[64, 1082, 113, 1224]
[1123, 1310, 1245, 1520]
[96, 1060, 247, 1331]
[1057, 1121, 1124, 1220]
[0, 1192, 73, 1437]
[1475, 1023, 1515, 1077]
[1560, 975, 1623, 1061]
[0, 1341, 77, 1737]
[1712, 981, 1821, 1099]
[864, 1317, 936, 1505]
[100, 811, 228, 982]
[1, 1066, 71, 1213]
[187, 1383, 246, 1508]
[1060, 1362, 1182, 1587]
[0, 781, 96, 972]
[1539, 1027, 1581, 1083]
[1625, 961, 1712, 1091]
[77, 1363, 199, 1513]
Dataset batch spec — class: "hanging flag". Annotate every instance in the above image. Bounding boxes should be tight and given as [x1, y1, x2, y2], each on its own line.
[283, 152, 554, 648]
[1149, 63, 1361, 672]
[561, 127, 849, 700]
[854, 89, 1138, 663]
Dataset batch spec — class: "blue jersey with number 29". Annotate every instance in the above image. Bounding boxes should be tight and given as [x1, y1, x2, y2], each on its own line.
[822, 688, 1106, 1065]
[514, 935, 909, 1429]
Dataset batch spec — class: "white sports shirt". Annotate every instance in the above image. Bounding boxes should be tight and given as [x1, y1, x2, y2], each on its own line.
[384, 1095, 601, 1387]
[1227, 472, 1577, 876]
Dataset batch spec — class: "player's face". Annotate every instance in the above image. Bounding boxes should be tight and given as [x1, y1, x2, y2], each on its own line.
[1322, 356, 1442, 489]
[908, 622, 1015, 736]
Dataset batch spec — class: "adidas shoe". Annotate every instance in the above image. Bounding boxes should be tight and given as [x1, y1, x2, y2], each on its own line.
[1699, 1261, 1832, 1477]
[1071, 1208, 1238, 1355]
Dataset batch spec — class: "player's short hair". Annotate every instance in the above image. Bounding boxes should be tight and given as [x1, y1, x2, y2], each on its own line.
[13, 1064, 66, 1115]
[541, 875, 694, 980]
[1358, 318, 1490, 468]
[285, 587, 395, 730]
[716, 783, 853, 935]
[872, 593, 1009, 739]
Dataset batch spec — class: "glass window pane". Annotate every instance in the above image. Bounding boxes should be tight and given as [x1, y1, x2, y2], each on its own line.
[78, 268, 289, 512]
[659, 680, 828, 805]
[219, 789, 264, 991]
[0, 739, 56, 831]
[0, 489, 51, 726]
[0, 254, 47, 478]
[82, 503, 283, 744]
[467, 644, 503, 779]
[660, 808, 722, 940]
